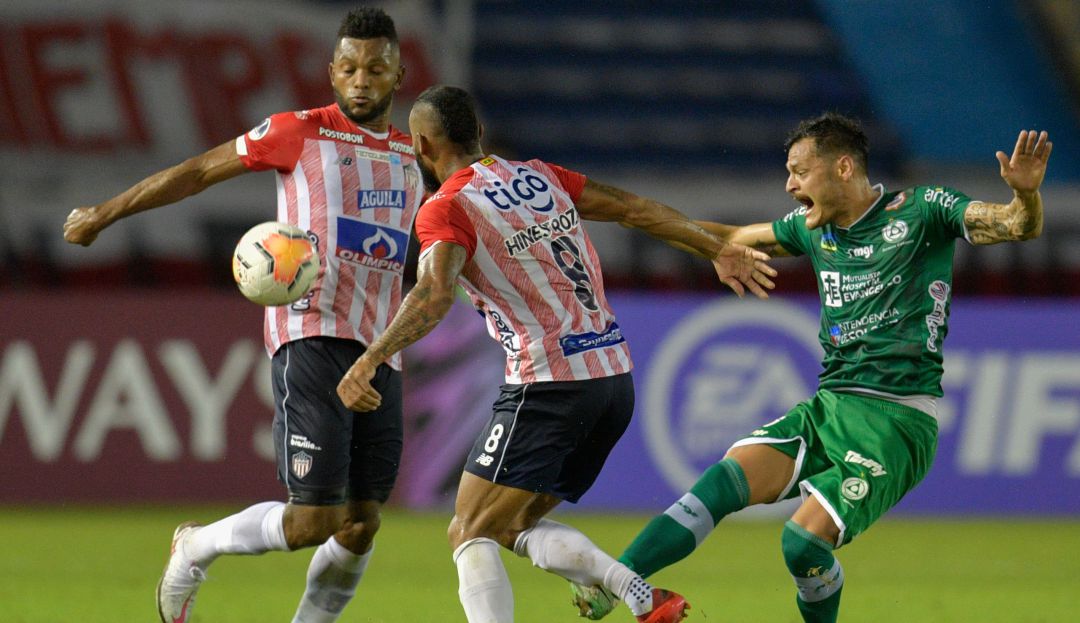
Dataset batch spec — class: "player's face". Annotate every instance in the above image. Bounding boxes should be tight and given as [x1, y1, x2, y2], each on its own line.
[329, 37, 403, 128]
[785, 138, 845, 230]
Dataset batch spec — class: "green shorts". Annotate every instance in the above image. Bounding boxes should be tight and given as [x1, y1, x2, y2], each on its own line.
[732, 389, 938, 546]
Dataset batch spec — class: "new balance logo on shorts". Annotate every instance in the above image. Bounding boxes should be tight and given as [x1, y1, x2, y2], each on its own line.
[475, 454, 494, 467]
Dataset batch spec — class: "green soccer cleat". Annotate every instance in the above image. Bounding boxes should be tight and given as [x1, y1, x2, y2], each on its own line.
[570, 582, 619, 620]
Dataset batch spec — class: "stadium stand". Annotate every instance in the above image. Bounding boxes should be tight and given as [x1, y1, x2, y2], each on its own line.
[469, 0, 903, 172]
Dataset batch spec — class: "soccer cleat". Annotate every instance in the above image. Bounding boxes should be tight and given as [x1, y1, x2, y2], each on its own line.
[155, 521, 207, 623]
[635, 589, 690, 623]
[570, 582, 619, 620]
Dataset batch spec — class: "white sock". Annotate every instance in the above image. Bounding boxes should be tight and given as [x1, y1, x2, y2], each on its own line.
[454, 538, 514, 623]
[512, 518, 653, 616]
[292, 537, 372, 623]
[185, 501, 289, 568]
[604, 564, 654, 617]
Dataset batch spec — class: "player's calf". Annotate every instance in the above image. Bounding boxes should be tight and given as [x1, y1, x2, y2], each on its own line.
[781, 521, 844, 623]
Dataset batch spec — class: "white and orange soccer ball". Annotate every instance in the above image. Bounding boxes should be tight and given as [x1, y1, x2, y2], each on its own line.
[232, 221, 319, 306]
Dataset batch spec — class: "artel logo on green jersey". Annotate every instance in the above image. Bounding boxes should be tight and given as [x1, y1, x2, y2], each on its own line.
[882, 219, 908, 243]
[924, 187, 962, 209]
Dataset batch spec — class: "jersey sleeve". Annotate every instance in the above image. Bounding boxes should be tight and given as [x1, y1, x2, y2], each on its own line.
[915, 185, 972, 242]
[235, 112, 306, 173]
[532, 160, 587, 201]
[414, 194, 478, 260]
[770, 207, 811, 257]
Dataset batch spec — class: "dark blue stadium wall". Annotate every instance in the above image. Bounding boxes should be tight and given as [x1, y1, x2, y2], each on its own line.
[816, 0, 1080, 179]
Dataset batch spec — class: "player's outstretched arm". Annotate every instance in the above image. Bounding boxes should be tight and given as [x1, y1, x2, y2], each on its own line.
[337, 241, 468, 412]
[964, 129, 1052, 245]
[63, 140, 249, 246]
[575, 179, 777, 298]
[695, 220, 792, 258]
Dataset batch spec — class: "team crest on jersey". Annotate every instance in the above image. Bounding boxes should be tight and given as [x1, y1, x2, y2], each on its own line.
[884, 192, 906, 211]
[336, 217, 410, 272]
[291, 451, 313, 479]
[404, 163, 420, 190]
[248, 118, 271, 141]
[881, 219, 908, 243]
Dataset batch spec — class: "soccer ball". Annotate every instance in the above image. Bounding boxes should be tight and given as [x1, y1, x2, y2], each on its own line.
[232, 221, 319, 306]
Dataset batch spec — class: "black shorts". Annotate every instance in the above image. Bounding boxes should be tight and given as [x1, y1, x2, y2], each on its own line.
[271, 337, 403, 506]
[464, 372, 634, 503]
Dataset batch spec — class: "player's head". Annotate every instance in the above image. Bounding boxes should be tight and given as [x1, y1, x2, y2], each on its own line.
[329, 7, 405, 128]
[783, 113, 870, 229]
[410, 85, 483, 192]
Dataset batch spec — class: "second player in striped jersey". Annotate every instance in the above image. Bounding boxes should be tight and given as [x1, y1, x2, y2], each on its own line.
[336, 85, 776, 623]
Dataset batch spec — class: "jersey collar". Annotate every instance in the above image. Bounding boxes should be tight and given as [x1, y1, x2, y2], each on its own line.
[837, 183, 885, 231]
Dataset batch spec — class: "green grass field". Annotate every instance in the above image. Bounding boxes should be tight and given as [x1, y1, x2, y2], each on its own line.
[1, 506, 1077, 622]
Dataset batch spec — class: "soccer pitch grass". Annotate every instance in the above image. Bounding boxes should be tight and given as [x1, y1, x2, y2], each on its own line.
[1, 507, 1077, 622]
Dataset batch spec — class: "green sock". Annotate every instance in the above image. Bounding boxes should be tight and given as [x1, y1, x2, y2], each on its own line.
[619, 458, 749, 578]
[781, 521, 844, 623]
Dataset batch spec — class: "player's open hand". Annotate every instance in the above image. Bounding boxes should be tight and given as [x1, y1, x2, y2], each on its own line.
[337, 358, 382, 412]
[997, 130, 1052, 195]
[712, 243, 777, 299]
[63, 206, 106, 246]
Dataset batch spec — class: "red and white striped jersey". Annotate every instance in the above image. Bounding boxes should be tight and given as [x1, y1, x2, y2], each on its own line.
[414, 155, 632, 383]
[236, 104, 424, 369]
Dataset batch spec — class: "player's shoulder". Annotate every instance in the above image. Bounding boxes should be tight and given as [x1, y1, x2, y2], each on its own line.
[904, 185, 969, 211]
[777, 205, 810, 226]
[426, 167, 476, 207]
[250, 104, 336, 140]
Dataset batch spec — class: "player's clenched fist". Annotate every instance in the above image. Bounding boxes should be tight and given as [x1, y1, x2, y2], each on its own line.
[337, 358, 382, 412]
[63, 206, 106, 246]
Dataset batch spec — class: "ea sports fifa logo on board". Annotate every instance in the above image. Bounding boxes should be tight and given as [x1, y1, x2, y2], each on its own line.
[643, 300, 822, 491]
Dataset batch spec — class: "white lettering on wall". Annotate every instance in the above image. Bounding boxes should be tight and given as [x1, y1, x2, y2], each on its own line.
[159, 340, 257, 460]
[72, 339, 180, 461]
[0, 341, 94, 461]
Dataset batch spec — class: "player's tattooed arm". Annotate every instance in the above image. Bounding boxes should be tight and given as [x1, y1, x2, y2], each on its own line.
[576, 179, 777, 298]
[64, 140, 248, 246]
[337, 242, 467, 412]
[963, 198, 1042, 245]
[695, 221, 792, 257]
[965, 129, 1051, 246]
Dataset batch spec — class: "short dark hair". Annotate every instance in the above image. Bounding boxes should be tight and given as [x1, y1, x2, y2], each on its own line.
[415, 85, 482, 152]
[785, 112, 869, 171]
[337, 7, 397, 43]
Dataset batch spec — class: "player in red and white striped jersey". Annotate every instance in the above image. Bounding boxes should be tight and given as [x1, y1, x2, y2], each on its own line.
[64, 8, 418, 623]
[336, 86, 777, 623]
[235, 102, 423, 368]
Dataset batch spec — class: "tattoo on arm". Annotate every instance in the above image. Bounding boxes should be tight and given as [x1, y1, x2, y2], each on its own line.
[363, 244, 466, 364]
[964, 199, 1042, 245]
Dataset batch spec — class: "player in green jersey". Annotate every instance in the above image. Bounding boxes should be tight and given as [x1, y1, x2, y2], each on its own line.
[569, 113, 1053, 623]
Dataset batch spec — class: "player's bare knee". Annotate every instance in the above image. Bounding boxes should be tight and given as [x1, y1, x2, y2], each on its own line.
[448, 512, 507, 550]
[725, 445, 795, 505]
[283, 505, 345, 550]
[336, 513, 381, 554]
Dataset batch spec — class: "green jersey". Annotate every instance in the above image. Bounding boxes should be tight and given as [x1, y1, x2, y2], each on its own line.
[772, 184, 972, 396]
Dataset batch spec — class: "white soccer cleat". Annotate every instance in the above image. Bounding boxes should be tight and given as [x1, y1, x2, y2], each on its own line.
[155, 521, 207, 623]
